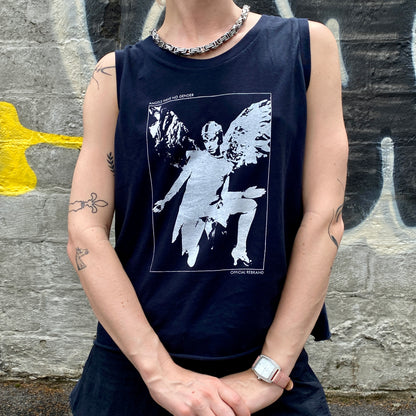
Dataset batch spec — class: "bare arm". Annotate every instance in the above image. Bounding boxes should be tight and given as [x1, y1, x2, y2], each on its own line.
[68, 53, 249, 416]
[68, 52, 169, 379]
[222, 21, 349, 412]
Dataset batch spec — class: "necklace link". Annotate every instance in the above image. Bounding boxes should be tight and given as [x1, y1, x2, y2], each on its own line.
[152, 5, 250, 56]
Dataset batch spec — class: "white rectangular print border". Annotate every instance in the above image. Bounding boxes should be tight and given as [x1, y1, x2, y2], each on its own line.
[146, 92, 272, 273]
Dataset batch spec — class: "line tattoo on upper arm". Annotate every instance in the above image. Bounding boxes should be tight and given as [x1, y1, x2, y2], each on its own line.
[107, 152, 115, 175]
[69, 192, 109, 214]
[91, 63, 116, 89]
[75, 247, 89, 271]
[328, 203, 344, 249]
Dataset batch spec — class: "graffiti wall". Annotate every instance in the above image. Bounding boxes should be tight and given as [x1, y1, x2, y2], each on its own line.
[0, 0, 415, 393]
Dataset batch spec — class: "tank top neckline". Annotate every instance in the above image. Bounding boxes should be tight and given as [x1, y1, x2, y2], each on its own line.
[141, 15, 271, 69]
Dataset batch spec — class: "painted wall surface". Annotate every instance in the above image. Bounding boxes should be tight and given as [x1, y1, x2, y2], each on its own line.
[0, 0, 415, 393]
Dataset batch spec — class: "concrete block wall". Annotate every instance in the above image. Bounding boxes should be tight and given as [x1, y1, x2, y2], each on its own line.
[1, 0, 415, 394]
[0, 0, 95, 378]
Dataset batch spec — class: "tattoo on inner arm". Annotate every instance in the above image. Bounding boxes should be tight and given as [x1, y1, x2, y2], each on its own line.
[91, 63, 116, 89]
[76, 247, 89, 271]
[328, 204, 344, 249]
[107, 152, 115, 175]
[69, 192, 109, 214]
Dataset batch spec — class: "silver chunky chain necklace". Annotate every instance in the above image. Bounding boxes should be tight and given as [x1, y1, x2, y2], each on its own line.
[151, 5, 250, 56]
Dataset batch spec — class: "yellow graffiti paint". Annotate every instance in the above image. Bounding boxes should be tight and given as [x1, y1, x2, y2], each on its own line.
[0, 102, 82, 196]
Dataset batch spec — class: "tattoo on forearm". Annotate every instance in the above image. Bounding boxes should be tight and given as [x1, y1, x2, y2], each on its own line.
[69, 192, 109, 214]
[91, 63, 116, 89]
[328, 204, 344, 248]
[76, 247, 89, 271]
[107, 152, 115, 175]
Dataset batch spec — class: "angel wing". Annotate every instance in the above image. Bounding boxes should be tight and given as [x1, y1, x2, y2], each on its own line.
[148, 106, 198, 167]
[221, 99, 271, 169]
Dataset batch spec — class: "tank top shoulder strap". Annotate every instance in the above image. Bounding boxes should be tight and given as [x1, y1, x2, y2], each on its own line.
[115, 48, 125, 108]
[296, 18, 311, 89]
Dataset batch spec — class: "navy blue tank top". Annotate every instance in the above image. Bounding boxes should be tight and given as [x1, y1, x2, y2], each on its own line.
[96, 15, 330, 359]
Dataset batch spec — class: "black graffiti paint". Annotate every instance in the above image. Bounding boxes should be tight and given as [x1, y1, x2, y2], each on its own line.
[84, 0, 416, 228]
[288, 0, 416, 229]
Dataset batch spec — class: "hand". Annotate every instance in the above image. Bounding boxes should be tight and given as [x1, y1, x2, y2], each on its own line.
[147, 363, 251, 416]
[221, 369, 283, 414]
[153, 200, 166, 213]
[242, 186, 266, 199]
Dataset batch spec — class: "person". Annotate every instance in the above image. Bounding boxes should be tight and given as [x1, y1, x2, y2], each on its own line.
[67, 0, 348, 415]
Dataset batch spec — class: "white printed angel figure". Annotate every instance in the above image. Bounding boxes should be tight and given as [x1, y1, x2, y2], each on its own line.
[149, 99, 271, 268]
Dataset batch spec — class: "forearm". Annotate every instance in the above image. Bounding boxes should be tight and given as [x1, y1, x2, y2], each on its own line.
[68, 227, 251, 415]
[67, 228, 173, 383]
[262, 211, 343, 374]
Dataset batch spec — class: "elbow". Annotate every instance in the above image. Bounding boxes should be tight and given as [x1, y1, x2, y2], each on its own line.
[67, 237, 76, 265]
[67, 221, 77, 259]
[67, 226, 78, 271]
[67, 222, 110, 259]
[67, 239, 79, 276]
[302, 208, 345, 249]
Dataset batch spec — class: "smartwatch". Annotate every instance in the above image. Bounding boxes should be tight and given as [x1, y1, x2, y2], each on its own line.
[252, 355, 294, 391]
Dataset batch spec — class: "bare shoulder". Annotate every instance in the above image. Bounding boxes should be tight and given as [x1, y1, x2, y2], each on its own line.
[307, 21, 338, 59]
[96, 52, 116, 69]
[88, 52, 117, 94]
[83, 51, 119, 147]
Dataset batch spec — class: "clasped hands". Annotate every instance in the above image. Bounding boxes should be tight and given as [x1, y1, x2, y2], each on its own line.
[147, 363, 283, 416]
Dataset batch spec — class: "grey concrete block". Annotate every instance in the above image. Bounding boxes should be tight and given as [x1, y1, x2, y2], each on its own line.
[26, 145, 78, 192]
[369, 252, 416, 298]
[0, 240, 77, 288]
[355, 339, 416, 390]
[307, 341, 357, 390]
[0, 334, 95, 377]
[0, 192, 69, 243]
[0, 194, 44, 240]
[7, 96, 83, 137]
[41, 193, 72, 242]
[40, 288, 96, 335]
[0, 0, 54, 43]
[0, 288, 42, 333]
[329, 246, 370, 293]
[0, 45, 73, 94]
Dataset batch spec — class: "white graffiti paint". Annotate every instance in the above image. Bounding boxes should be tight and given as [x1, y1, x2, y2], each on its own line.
[274, 0, 294, 18]
[274, 2, 349, 87]
[326, 19, 349, 87]
[141, 1, 165, 39]
[343, 137, 416, 254]
[50, 0, 97, 93]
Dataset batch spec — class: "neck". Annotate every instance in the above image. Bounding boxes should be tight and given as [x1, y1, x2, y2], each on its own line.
[159, 0, 242, 47]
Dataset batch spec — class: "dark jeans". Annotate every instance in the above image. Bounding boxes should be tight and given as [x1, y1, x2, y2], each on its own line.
[70, 343, 331, 415]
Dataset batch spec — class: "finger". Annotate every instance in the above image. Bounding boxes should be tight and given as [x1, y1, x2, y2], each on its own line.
[181, 391, 222, 416]
[195, 408, 216, 416]
[210, 397, 236, 416]
[218, 385, 250, 416]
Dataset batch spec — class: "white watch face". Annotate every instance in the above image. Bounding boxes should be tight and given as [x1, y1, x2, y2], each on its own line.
[254, 356, 276, 380]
